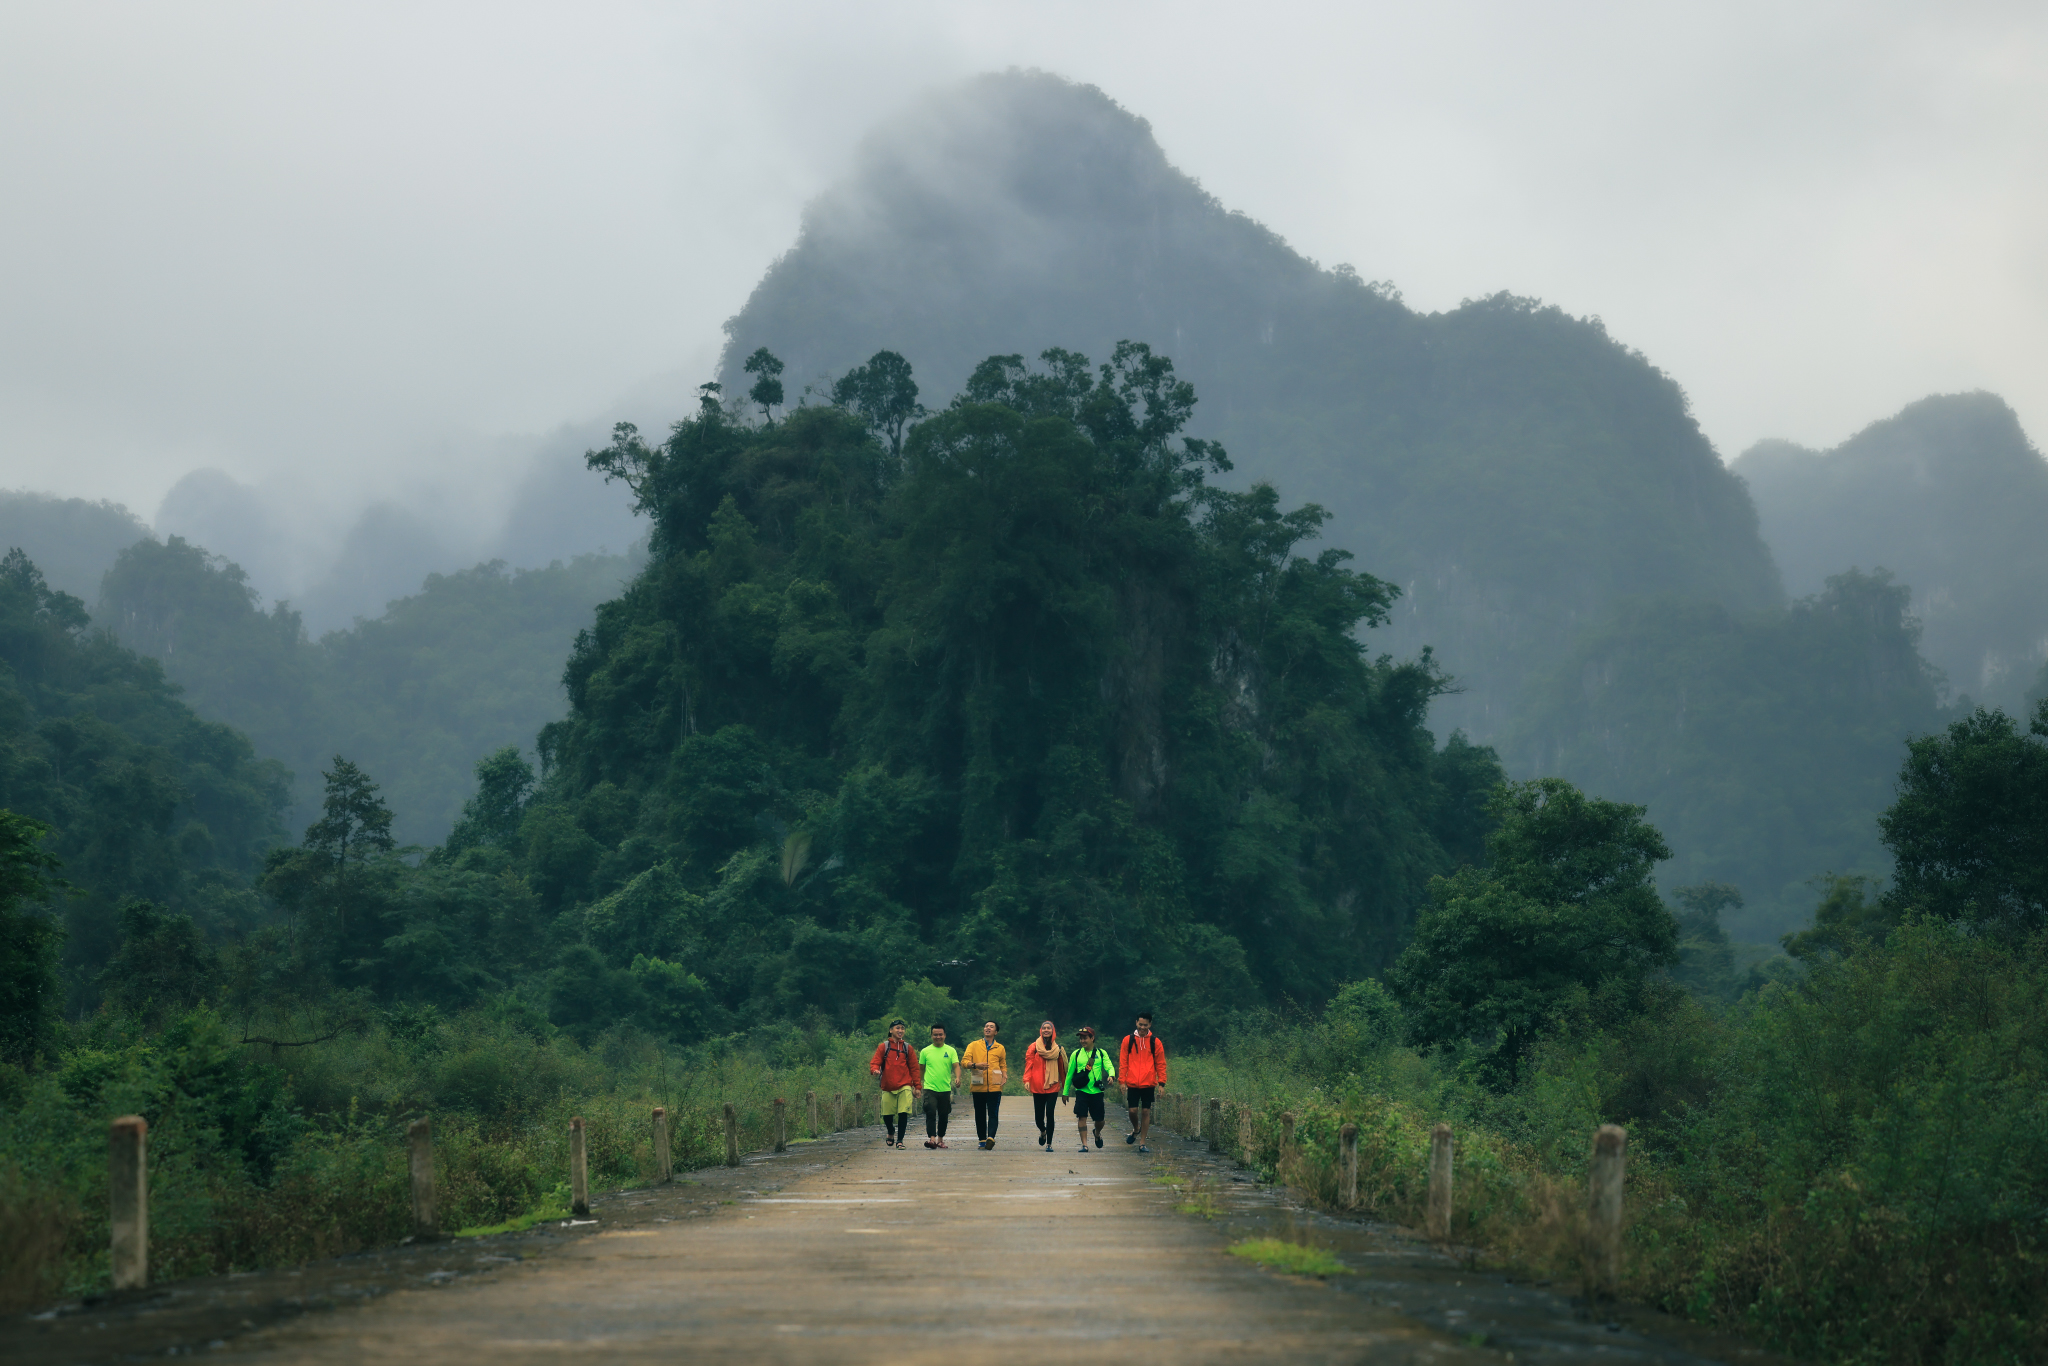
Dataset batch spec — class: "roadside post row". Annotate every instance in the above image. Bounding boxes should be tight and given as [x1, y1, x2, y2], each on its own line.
[99, 1091, 1630, 1294]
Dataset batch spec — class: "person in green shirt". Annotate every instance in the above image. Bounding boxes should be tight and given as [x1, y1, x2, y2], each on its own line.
[1061, 1025, 1117, 1153]
[917, 1025, 962, 1149]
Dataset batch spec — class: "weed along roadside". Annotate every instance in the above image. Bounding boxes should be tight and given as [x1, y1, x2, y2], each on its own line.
[3, 1098, 881, 1364]
[1143, 1097, 1783, 1364]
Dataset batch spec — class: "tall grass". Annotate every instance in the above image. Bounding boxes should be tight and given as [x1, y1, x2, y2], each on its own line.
[0, 1004, 875, 1312]
[1158, 925, 2048, 1364]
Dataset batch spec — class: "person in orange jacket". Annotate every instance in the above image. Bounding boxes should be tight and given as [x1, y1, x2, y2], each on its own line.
[1118, 1011, 1168, 1153]
[869, 1019, 922, 1149]
[1022, 1020, 1068, 1152]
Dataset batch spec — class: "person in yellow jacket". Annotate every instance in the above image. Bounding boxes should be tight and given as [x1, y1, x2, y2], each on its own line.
[962, 1020, 1008, 1149]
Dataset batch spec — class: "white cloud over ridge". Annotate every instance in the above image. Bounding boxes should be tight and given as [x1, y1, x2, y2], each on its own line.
[1, 0, 2041, 583]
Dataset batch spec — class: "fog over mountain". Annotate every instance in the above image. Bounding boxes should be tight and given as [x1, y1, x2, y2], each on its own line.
[151, 431, 645, 633]
[1735, 392, 2048, 712]
[721, 72, 1783, 739]
[0, 493, 146, 603]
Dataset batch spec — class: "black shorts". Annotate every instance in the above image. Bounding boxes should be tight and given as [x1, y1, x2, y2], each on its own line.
[1073, 1092, 1106, 1123]
[1125, 1085, 1155, 1109]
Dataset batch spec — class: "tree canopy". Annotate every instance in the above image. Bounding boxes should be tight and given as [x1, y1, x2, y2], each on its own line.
[1389, 778, 1677, 1083]
[1879, 699, 2048, 935]
[551, 343, 1497, 1042]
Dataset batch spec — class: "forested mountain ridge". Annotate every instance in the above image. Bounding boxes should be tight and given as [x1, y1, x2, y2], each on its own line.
[0, 492, 148, 603]
[0, 549, 289, 1016]
[95, 539, 638, 844]
[1508, 570, 1945, 937]
[524, 346, 1501, 1039]
[1734, 390, 2048, 712]
[718, 70, 1784, 739]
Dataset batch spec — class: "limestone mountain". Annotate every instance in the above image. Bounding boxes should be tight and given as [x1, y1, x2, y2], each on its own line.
[719, 70, 1784, 738]
[1734, 391, 2048, 712]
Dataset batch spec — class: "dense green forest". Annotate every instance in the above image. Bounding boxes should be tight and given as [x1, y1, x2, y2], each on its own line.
[0, 549, 289, 1030]
[96, 541, 637, 844]
[1735, 391, 2048, 714]
[539, 342, 1497, 1036]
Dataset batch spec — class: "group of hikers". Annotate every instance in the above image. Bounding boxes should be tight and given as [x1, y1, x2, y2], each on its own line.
[868, 1013, 1169, 1153]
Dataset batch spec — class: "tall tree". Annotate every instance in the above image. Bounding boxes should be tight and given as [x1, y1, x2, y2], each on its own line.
[830, 350, 922, 455]
[1390, 778, 1677, 1084]
[1879, 699, 2048, 935]
[0, 809, 64, 1066]
[298, 757, 396, 937]
[443, 746, 535, 855]
[743, 347, 785, 423]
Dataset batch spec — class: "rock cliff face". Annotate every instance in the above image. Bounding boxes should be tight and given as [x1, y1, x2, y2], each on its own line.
[1735, 392, 2048, 710]
[720, 71, 1784, 741]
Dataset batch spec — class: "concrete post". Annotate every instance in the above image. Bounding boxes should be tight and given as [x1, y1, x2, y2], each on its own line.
[1280, 1111, 1296, 1166]
[773, 1098, 787, 1154]
[1589, 1125, 1627, 1295]
[1427, 1123, 1453, 1242]
[1207, 1098, 1222, 1153]
[109, 1115, 148, 1290]
[569, 1117, 590, 1217]
[1237, 1105, 1253, 1165]
[1339, 1123, 1358, 1209]
[723, 1103, 740, 1167]
[807, 1090, 819, 1139]
[407, 1118, 438, 1239]
[653, 1107, 671, 1183]
[833, 1093, 844, 1132]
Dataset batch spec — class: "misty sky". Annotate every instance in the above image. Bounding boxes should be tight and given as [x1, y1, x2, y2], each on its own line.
[3, 1, 2043, 548]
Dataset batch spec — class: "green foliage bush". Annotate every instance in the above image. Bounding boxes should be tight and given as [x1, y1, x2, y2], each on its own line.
[1181, 919, 2048, 1364]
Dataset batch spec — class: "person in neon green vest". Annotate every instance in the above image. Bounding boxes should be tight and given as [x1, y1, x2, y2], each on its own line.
[1061, 1025, 1117, 1153]
[917, 1025, 962, 1149]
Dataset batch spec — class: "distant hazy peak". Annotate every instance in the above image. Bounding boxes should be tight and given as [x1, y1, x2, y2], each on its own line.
[1734, 391, 2043, 484]
[1734, 389, 2048, 708]
[808, 70, 1214, 237]
[720, 70, 1331, 399]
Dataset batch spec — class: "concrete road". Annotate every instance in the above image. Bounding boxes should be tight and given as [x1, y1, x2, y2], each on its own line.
[12, 1112, 1773, 1364]
[228, 1122, 1494, 1365]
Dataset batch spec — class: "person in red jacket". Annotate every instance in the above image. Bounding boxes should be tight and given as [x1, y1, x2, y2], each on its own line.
[869, 1019, 922, 1148]
[1118, 1011, 1168, 1153]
